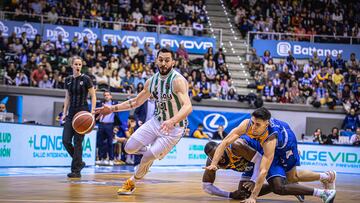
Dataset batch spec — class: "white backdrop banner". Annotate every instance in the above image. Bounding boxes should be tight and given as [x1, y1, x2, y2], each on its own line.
[0, 122, 96, 167]
[154, 138, 360, 174]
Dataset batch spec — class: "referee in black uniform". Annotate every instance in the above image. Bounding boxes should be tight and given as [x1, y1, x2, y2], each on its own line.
[61, 56, 96, 178]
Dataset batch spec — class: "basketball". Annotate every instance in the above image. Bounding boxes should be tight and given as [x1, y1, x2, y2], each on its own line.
[72, 111, 95, 135]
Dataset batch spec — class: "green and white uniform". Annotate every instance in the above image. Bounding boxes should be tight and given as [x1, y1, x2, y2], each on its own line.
[128, 69, 187, 160]
[148, 69, 188, 127]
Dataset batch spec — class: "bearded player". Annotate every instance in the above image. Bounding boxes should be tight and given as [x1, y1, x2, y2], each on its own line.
[95, 48, 192, 195]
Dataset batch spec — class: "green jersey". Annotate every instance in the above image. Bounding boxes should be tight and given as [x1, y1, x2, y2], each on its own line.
[148, 69, 187, 127]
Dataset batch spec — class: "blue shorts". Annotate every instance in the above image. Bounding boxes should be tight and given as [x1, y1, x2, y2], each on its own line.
[239, 135, 263, 154]
[266, 130, 300, 181]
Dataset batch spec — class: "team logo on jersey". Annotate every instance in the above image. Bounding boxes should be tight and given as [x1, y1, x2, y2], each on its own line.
[165, 83, 170, 90]
[203, 113, 228, 132]
[80, 81, 83, 85]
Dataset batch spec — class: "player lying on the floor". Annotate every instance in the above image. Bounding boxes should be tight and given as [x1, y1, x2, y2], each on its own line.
[206, 107, 336, 203]
[202, 136, 304, 202]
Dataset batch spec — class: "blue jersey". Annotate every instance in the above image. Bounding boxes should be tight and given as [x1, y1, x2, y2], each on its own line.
[245, 118, 300, 180]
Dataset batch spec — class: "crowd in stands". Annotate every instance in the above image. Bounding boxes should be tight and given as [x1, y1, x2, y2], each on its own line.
[228, 0, 360, 42]
[1, 30, 237, 101]
[248, 49, 360, 112]
[3, 0, 209, 36]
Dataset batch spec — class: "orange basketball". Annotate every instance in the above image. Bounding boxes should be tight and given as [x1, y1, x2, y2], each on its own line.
[72, 111, 95, 135]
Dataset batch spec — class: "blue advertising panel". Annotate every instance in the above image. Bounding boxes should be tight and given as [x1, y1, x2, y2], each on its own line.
[253, 39, 360, 60]
[43, 24, 100, 43]
[187, 110, 250, 137]
[1, 20, 217, 54]
[159, 34, 216, 54]
[0, 20, 41, 39]
[102, 29, 157, 48]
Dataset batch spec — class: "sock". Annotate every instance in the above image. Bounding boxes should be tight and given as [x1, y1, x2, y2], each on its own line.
[129, 176, 136, 182]
[313, 188, 325, 197]
[320, 173, 329, 181]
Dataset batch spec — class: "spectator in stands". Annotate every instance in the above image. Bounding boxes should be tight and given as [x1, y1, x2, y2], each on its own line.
[176, 43, 189, 61]
[212, 125, 228, 140]
[193, 124, 209, 139]
[248, 48, 261, 76]
[262, 81, 276, 102]
[15, 70, 29, 86]
[204, 55, 217, 81]
[261, 50, 272, 64]
[197, 73, 211, 99]
[131, 58, 143, 73]
[214, 48, 226, 68]
[128, 41, 140, 59]
[109, 70, 122, 93]
[38, 74, 53, 89]
[342, 108, 360, 132]
[313, 128, 323, 144]
[329, 127, 340, 142]
[47, 7, 58, 24]
[332, 68, 344, 86]
[350, 127, 360, 146]
[95, 71, 109, 90]
[30, 65, 46, 86]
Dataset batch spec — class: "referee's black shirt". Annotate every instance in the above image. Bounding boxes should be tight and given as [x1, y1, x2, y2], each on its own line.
[64, 74, 93, 118]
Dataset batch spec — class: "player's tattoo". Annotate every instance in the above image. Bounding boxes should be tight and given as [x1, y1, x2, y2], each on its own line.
[128, 100, 133, 108]
[114, 105, 119, 111]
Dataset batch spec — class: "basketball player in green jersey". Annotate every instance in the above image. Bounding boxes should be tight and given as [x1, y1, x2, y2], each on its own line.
[95, 48, 193, 195]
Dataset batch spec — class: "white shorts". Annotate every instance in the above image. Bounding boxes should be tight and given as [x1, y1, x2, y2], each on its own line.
[129, 117, 184, 159]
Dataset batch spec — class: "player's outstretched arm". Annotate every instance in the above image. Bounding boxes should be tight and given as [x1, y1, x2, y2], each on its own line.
[95, 79, 151, 116]
[202, 158, 230, 198]
[206, 120, 249, 171]
[243, 136, 276, 203]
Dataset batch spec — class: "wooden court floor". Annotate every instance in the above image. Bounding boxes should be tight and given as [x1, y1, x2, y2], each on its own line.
[0, 167, 359, 203]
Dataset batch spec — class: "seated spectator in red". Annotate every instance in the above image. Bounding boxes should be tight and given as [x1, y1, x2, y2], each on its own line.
[176, 43, 189, 61]
[31, 65, 46, 86]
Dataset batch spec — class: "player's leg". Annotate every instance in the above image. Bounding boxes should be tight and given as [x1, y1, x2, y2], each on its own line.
[117, 118, 170, 195]
[71, 131, 85, 175]
[268, 165, 336, 203]
[123, 118, 159, 155]
[133, 126, 184, 180]
[104, 124, 115, 163]
[62, 119, 75, 157]
[287, 168, 336, 189]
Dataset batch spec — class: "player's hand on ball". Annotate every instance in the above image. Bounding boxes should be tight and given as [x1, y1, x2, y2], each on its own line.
[241, 197, 256, 203]
[95, 105, 112, 120]
[205, 164, 218, 171]
[243, 181, 255, 192]
[160, 119, 175, 135]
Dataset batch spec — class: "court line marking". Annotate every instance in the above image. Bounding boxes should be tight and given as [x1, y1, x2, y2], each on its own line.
[0, 200, 138, 203]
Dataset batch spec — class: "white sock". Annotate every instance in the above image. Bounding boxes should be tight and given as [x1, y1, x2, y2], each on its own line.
[129, 176, 136, 182]
[320, 173, 329, 181]
[313, 188, 325, 197]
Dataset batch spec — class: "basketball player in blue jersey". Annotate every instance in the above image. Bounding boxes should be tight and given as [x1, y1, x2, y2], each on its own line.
[206, 107, 336, 203]
[203, 135, 304, 202]
[96, 48, 192, 195]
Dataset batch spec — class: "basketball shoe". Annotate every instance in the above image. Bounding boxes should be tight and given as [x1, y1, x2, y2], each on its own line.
[117, 178, 135, 195]
[320, 189, 336, 203]
[320, 171, 336, 189]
